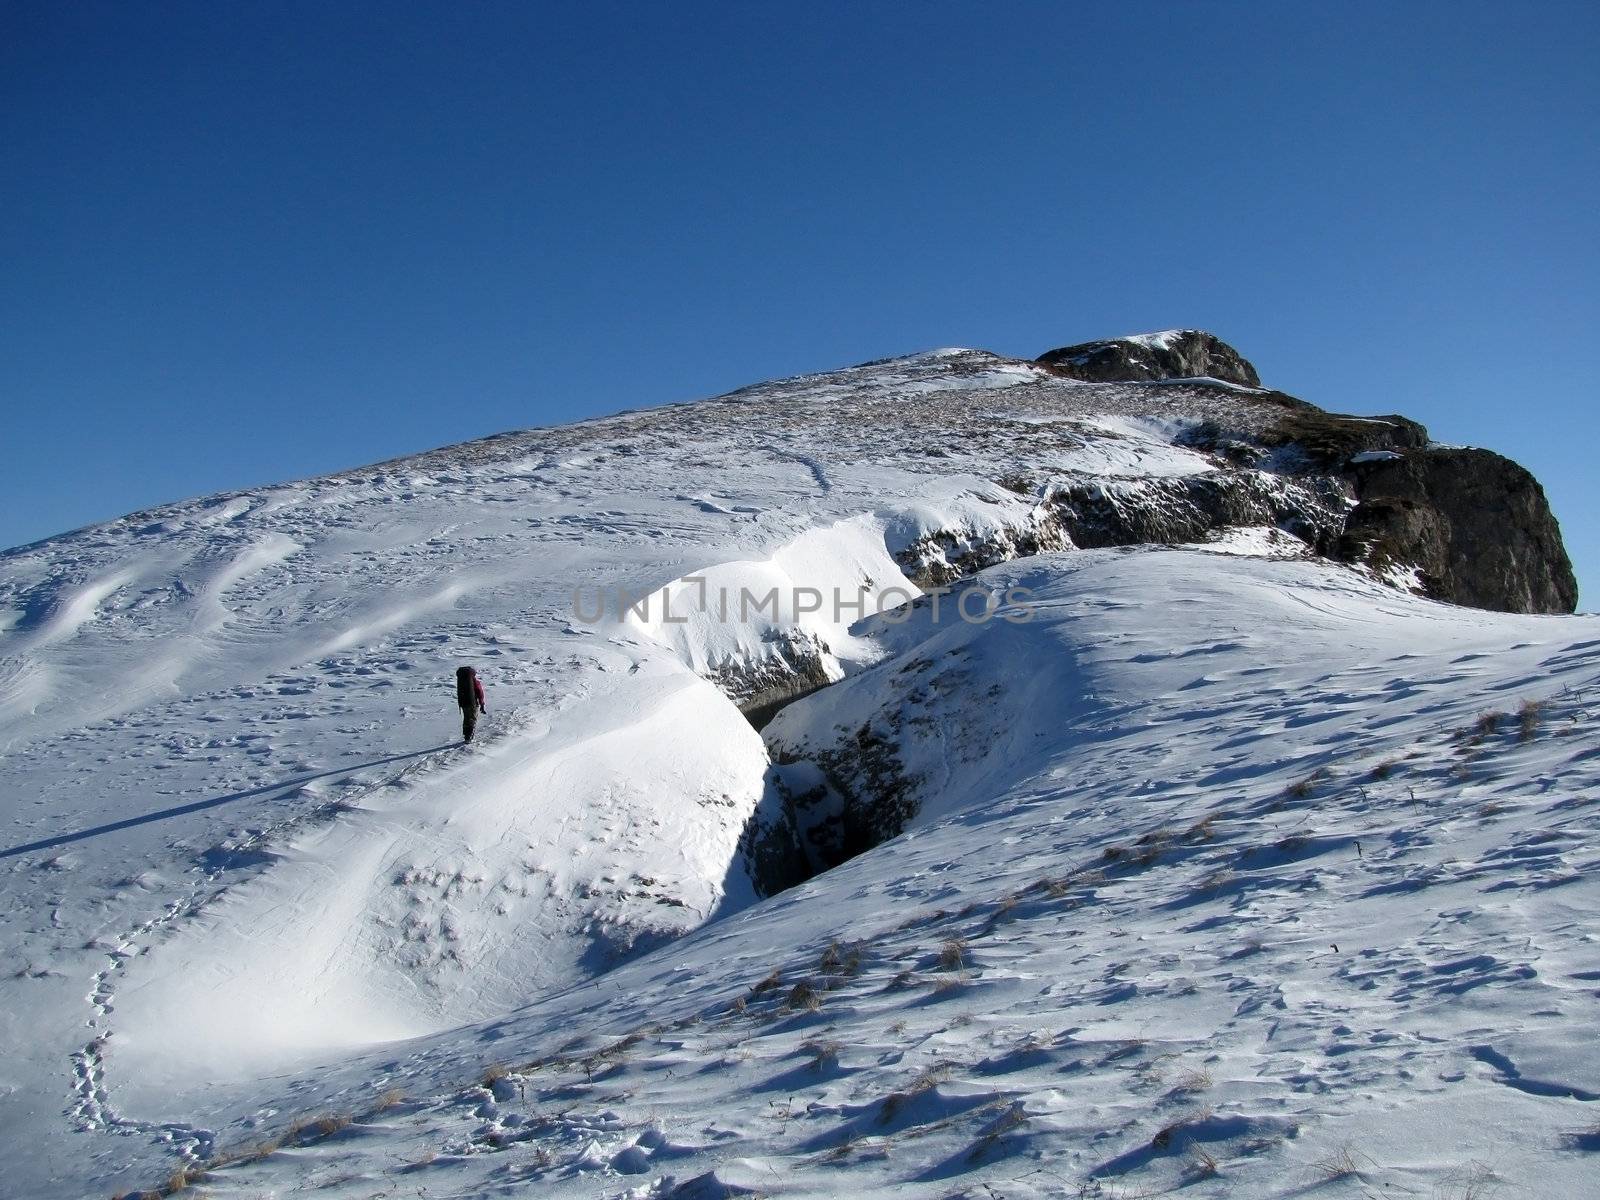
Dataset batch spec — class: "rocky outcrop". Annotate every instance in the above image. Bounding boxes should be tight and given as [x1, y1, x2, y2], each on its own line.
[1339, 448, 1578, 614]
[1253, 409, 1430, 467]
[707, 630, 838, 730]
[1046, 471, 1349, 555]
[737, 762, 839, 898]
[745, 727, 923, 897]
[1037, 330, 1262, 388]
[1154, 378, 1576, 614]
[895, 510, 1073, 588]
[892, 470, 1349, 589]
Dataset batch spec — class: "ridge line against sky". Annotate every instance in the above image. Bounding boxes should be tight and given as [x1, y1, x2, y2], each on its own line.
[3, 1, 1595, 601]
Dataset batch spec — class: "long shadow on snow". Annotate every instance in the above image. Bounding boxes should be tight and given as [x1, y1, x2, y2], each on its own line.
[1088, 1112, 1297, 1178]
[0, 744, 455, 859]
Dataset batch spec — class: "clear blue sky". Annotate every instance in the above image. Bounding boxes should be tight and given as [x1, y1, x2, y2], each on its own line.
[4, 2, 1596, 603]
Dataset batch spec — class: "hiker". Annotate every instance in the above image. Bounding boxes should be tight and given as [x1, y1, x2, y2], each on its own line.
[456, 665, 486, 742]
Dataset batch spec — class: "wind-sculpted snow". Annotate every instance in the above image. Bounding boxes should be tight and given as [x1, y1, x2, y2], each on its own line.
[0, 345, 1591, 1197]
[108, 553, 1600, 1199]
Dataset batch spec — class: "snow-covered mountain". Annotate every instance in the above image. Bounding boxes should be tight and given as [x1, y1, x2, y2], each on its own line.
[1, 334, 1594, 1199]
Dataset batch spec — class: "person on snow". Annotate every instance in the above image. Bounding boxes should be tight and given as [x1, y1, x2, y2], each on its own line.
[456, 665, 486, 742]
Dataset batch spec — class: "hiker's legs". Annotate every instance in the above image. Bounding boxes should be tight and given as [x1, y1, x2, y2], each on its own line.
[462, 706, 477, 742]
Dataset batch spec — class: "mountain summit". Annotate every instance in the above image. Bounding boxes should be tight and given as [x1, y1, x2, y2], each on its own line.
[1037, 328, 1263, 387]
[1029, 329, 1575, 614]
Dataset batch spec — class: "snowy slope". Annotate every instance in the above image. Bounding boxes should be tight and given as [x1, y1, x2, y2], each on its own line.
[116, 553, 1600, 1199]
[0, 348, 1594, 1198]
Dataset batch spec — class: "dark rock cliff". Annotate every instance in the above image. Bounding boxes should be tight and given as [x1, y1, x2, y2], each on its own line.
[1244, 407, 1577, 614]
[1037, 330, 1262, 388]
[1032, 332, 1577, 614]
[1341, 447, 1578, 614]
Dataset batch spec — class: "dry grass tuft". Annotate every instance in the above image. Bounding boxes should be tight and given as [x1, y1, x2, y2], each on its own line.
[1517, 698, 1546, 742]
[784, 980, 822, 1012]
[802, 1038, 842, 1069]
[1286, 767, 1330, 799]
[274, 1112, 354, 1149]
[312, 1113, 351, 1139]
[577, 1031, 646, 1079]
[163, 1165, 210, 1195]
[1168, 1067, 1212, 1095]
[1457, 708, 1510, 755]
[605, 1031, 646, 1058]
[1435, 1160, 1502, 1199]
[878, 1064, 947, 1124]
[819, 939, 863, 978]
[966, 1100, 1029, 1162]
[938, 938, 967, 971]
[1369, 756, 1402, 780]
[373, 1086, 407, 1111]
[886, 968, 918, 991]
[1132, 832, 1168, 866]
[1151, 1107, 1211, 1150]
[823, 1132, 860, 1162]
[1308, 1141, 1368, 1183]
[248, 1135, 284, 1159]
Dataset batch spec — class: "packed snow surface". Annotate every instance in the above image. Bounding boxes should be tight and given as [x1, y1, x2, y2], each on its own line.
[0, 348, 1595, 1198]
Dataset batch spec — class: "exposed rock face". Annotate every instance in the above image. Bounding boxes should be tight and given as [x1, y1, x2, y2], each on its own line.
[748, 718, 928, 897]
[891, 470, 1350, 589]
[1134, 375, 1575, 615]
[707, 630, 837, 729]
[1037, 330, 1262, 388]
[895, 508, 1073, 588]
[1341, 448, 1578, 614]
[1250, 408, 1431, 467]
[739, 746, 902, 898]
[737, 763, 831, 898]
[1046, 471, 1349, 555]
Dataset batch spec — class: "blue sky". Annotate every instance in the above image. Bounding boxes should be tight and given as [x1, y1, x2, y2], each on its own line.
[4, 2, 1596, 603]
